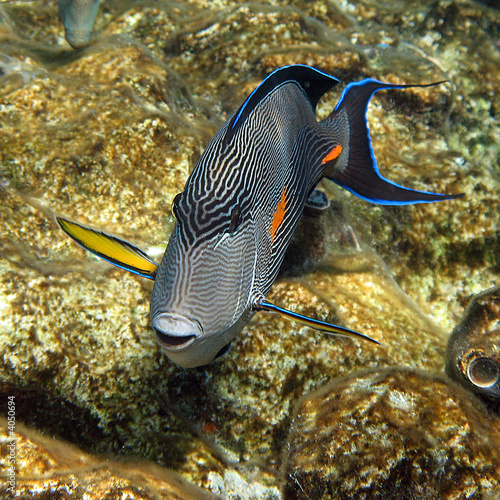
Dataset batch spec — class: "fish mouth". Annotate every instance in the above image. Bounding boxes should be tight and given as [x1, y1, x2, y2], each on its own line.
[156, 331, 196, 348]
[152, 312, 202, 351]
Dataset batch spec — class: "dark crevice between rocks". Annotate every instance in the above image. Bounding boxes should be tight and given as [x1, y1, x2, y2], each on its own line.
[0, 384, 109, 452]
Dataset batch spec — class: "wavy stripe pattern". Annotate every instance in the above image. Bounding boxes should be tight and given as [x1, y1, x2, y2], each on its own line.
[150, 78, 344, 363]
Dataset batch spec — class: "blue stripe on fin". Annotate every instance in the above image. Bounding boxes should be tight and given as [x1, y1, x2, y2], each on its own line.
[229, 65, 339, 132]
[257, 299, 381, 344]
[326, 79, 464, 205]
[334, 180, 464, 205]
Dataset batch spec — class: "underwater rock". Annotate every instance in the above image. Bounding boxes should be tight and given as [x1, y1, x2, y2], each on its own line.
[0, 4, 452, 480]
[283, 368, 500, 499]
[207, 469, 281, 500]
[446, 286, 500, 414]
[0, 418, 219, 500]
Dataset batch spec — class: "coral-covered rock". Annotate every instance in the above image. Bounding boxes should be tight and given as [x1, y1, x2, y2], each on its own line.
[0, 418, 218, 500]
[283, 368, 500, 499]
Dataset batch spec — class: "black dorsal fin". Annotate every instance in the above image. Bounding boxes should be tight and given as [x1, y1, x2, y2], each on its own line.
[227, 65, 339, 136]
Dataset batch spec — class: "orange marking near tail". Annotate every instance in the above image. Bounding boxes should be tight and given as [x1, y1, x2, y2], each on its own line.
[322, 145, 343, 164]
[271, 187, 287, 241]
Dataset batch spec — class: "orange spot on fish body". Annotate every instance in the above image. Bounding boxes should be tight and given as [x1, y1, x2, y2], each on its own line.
[322, 144, 343, 164]
[271, 187, 287, 241]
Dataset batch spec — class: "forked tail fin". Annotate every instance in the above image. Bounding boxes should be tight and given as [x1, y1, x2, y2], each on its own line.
[322, 79, 464, 205]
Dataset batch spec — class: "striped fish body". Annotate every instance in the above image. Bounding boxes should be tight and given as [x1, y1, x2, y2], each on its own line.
[57, 65, 462, 368]
[151, 66, 462, 367]
[151, 68, 345, 367]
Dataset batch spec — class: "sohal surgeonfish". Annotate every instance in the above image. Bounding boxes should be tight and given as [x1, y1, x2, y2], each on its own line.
[57, 65, 463, 368]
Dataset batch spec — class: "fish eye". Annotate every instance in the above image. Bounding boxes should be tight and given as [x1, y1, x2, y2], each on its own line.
[467, 356, 500, 389]
[228, 205, 241, 234]
[172, 193, 182, 219]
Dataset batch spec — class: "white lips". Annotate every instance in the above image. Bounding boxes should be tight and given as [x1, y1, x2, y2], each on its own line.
[152, 313, 203, 351]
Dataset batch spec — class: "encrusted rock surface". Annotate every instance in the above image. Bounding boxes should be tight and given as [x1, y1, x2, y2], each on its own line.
[0, 418, 219, 500]
[283, 368, 500, 499]
[0, 0, 498, 497]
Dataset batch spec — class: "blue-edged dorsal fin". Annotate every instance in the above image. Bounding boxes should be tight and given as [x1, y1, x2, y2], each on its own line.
[56, 216, 158, 280]
[227, 65, 340, 136]
[324, 79, 464, 205]
[257, 299, 381, 345]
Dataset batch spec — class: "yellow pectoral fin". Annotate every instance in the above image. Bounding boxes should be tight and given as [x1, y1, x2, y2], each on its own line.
[258, 299, 381, 345]
[56, 216, 158, 280]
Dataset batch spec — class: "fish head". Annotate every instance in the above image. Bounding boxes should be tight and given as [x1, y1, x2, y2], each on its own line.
[446, 286, 500, 412]
[151, 196, 257, 368]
